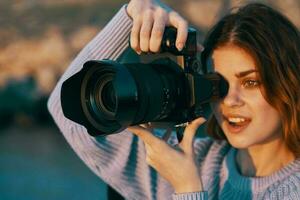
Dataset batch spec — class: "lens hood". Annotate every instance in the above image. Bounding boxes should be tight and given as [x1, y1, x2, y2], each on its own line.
[61, 60, 138, 136]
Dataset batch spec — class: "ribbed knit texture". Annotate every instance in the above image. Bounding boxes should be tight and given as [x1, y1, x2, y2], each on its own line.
[172, 192, 208, 200]
[48, 5, 300, 200]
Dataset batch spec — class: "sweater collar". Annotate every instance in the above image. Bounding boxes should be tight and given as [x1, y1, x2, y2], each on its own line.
[225, 147, 300, 192]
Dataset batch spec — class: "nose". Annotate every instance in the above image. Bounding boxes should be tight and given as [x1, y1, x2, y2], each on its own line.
[222, 85, 244, 107]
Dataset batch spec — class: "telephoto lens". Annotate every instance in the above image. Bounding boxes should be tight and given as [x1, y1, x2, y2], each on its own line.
[61, 27, 228, 136]
[61, 58, 191, 136]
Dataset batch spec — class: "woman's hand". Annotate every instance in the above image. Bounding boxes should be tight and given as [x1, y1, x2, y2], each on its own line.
[127, 117, 206, 193]
[126, 0, 188, 54]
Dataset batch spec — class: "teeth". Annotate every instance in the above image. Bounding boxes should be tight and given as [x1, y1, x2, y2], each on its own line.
[228, 117, 246, 123]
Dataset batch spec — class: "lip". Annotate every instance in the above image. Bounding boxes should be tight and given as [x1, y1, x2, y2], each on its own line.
[222, 114, 252, 134]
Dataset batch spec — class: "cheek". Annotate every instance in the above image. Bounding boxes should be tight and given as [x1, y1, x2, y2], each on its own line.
[252, 98, 282, 133]
[245, 90, 283, 139]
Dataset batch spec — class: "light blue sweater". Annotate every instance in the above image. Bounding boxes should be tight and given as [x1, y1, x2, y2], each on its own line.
[47, 5, 300, 200]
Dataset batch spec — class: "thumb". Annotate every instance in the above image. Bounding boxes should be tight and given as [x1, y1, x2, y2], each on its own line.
[180, 117, 206, 155]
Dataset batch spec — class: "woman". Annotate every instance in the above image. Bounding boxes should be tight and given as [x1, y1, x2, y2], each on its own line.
[48, 0, 300, 199]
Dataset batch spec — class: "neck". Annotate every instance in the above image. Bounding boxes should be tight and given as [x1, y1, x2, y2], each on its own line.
[236, 137, 295, 177]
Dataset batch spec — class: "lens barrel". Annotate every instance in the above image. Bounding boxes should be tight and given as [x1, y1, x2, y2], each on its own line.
[61, 58, 228, 136]
[62, 59, 192, 136]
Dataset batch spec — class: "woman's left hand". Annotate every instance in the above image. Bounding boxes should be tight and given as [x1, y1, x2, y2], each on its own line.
[127, 117, 206, 193]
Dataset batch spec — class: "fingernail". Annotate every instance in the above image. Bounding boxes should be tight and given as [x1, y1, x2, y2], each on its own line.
[177, 43, 184, 51]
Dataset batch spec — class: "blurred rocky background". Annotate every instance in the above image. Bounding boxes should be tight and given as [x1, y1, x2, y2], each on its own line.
[0, 0, 299, 199]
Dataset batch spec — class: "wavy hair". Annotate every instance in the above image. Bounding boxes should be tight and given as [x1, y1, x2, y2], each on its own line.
[201, 3, 300, 156]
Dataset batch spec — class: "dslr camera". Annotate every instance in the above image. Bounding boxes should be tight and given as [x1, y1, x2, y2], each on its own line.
[61, 27, 228, 136]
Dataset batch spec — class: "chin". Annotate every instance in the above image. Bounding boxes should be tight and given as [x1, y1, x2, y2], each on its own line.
[228, 140, 252, 149]
[224, 133, 254, 149]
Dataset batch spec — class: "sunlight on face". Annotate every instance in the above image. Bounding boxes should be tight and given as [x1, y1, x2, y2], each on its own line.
[210, 45, 282, 149]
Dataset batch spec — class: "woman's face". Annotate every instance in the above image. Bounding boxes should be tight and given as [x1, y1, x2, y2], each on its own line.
[210, 45, 282, 149]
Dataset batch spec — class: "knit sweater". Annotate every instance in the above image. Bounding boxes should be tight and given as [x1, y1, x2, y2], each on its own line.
[47, 5, 300, 200]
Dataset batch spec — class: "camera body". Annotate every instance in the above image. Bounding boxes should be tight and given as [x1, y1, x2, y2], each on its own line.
[61, 27, 228, 136]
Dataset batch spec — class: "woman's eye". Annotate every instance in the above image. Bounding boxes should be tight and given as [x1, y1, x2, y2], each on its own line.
[242, 79, 261, 88]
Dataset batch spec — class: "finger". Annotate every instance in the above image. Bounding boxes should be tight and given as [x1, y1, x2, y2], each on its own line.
[130, 17, 142, 54]
[145, 154, 154, 167]
[168, 11, 188, 51]
[145, 153, 159, 171]
[180, 117, 206, 155]
[142, 142, 156, 167]
[175, 20, 188, 51]
[127, 125, 161, 147]
[149, 10, 167, 52]
[127, 125, 174, 156]
[140, 122, 153, 132]
[140, 11, 154, 52]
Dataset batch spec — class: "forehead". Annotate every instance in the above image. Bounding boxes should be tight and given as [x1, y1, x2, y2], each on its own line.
[209, 45, 257, 75]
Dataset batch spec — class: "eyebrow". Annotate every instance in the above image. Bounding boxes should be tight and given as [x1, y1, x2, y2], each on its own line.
[235, 69, 258, 78]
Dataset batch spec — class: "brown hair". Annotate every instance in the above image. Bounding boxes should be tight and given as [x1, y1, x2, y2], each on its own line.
[201, 3, 300, 156]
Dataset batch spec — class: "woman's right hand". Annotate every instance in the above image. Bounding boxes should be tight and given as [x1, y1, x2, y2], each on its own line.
[126, 0, 188, 54]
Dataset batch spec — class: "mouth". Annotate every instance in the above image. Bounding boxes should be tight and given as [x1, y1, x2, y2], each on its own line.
[223, 115, 251, 134]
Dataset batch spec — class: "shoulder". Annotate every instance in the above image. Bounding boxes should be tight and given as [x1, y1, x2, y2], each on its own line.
[265, 172, 300, 199]
[279, 172, 300, 191]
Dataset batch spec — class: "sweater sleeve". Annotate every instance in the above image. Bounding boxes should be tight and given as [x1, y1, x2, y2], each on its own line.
[172, 191, 208, 200]
[47, 5, 175, 200]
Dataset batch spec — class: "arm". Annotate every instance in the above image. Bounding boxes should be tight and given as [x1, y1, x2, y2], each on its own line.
[48, 2, 208, 200]
[48, 4, 180, 199]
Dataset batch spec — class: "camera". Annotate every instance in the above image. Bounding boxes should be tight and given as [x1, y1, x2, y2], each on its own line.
[61, 27, 228, 136]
